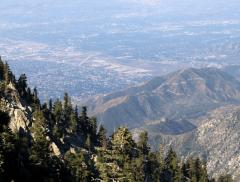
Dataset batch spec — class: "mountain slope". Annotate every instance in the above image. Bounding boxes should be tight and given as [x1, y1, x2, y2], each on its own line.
[148, 105, 240, 180]
[85, 67, 240, 134]
[222, 65, 240, 81]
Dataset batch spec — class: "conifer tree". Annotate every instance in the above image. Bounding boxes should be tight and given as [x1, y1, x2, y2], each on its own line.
[89, 117, 98, 145]
[30, 110, 50, 166]
[111, 127, 136, 158]
[163, 147, 182, 182]
[122, 161, 135, 181]
[137, 131, 150, 156]
[156, 145, 165, 171]
[148, 152, 162, 182]
[64, 150, 93, 181]
[68, 113, 77, 134]
[136, 131, 150, 181]
[0, 111, 17, 181]
[3, 62, 15, 85]
[79, 106, 89, 133]
[14, 132, 32, 181]
[97, 125, 108, 148]
[63, 93, 71, 111]
[17, 74, 27, 97]
[26, 87, 32, 103]
[3, 63, 10, 84]
[49, 98, 53, 112]
[30, 110, 62, 181]
[85, 134, 92, 152]
[32, 87, 40, 109]
[53, 99, 65, 138]
[182, 157, 196, 181]
[0, 57, 4, 81]
[195, 158, 208, 182]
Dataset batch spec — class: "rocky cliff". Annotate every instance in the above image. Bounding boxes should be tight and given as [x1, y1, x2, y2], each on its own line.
[0, 82, 31, 132]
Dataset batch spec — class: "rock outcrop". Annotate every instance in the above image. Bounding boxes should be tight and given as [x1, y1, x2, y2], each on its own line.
[0, 83, 31, 132]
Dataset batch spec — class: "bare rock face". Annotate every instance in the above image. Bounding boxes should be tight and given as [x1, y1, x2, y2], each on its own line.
[9, 108, 29, 132]
[195, 106, 240, 179]
[0, 83, 31, 132]
[50, 142, 61, 156]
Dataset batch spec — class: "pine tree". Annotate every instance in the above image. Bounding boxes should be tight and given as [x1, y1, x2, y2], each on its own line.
[69, 111, 78, 134]
[63, 93, 72, 131]
[79, 106, 89, 133]
[63, 93, 71, 110]
[111, 127, 137, 173]
[156, 145, 165, 171]
[182, 157, 196, 182]
[30, 110, 50, 166]
[122, 160, 136, 181]
[26, 87, 32, 103]
[17, 74, 27, 97]
[3, 63, 10, 84]
[32, 87, 40, 109]
[85, 134, 92, 152]
[163, 147, 182, 182]
[0, 57, 4, 81]
[137, 131, 150, 156]
[148, 152, 162, 182]
[14, 132, 32, 181]
[64, 150, 93, 181]
[49, 99, 53, 112]
[135, 159, 146, 182]
[97, 125, 108, 148]
[0, 111, 17, 181]
[89, 117, 98, 145]
[53, 99, 65, 138]
[195, 158, 208, 182]
[30, 110, 62, 181]
[111, 127, 136, 158]
[3, 62, 15, 85]
[136, 131, 150, 181]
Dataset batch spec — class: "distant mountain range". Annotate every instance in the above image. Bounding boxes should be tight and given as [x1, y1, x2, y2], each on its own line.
[85, 67, 240, 134]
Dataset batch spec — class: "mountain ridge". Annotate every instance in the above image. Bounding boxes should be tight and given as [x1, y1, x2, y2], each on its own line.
[85, 67, 240, 134]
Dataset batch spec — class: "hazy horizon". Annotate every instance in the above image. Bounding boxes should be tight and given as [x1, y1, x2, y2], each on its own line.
[1, 0, 240, 99]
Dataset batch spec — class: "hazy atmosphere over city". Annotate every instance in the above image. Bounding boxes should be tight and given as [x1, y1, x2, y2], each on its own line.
[1, 0, 240, 100]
